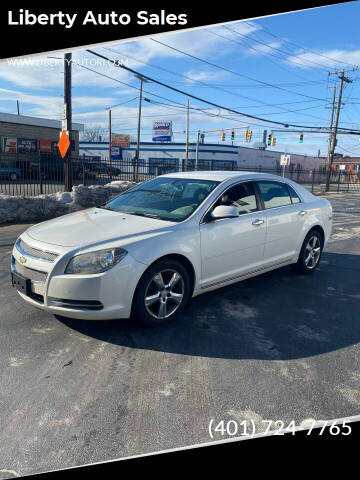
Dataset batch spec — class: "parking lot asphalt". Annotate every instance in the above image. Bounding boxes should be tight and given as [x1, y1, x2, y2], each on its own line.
[0, 192, 360, 477]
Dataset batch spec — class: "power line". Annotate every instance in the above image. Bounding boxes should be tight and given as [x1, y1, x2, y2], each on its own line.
[102, 45, 324, 115]
[247, 21, 359, 68]
[69, 52, 354, 128]
[106, 96, 139, 110]
[204, 27, 327, 82]
[150, 38, 328, 102]
[86, 48, 360, 134]
[223, 25, 332, 72]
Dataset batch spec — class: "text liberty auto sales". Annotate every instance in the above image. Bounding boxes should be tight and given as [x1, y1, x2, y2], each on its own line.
[8, 10, 188, 29]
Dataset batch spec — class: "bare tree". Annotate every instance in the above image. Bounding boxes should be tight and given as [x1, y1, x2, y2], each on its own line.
[81, 126, 108, 142]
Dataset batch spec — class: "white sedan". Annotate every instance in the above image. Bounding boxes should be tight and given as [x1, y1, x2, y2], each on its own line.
[11, 171, 332, 326]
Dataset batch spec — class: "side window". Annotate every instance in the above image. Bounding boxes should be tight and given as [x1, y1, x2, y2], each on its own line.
[257, 181, 292, 209]
[287, 185, 301, 204]
[215, 182, 258, 215]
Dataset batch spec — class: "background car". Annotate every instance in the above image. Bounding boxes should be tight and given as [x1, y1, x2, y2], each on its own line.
[85, 163, 121, 179]
[17, 158, 83, 181]
[0, 162, 21, 181]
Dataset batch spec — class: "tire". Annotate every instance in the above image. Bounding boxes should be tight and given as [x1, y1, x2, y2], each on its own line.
[292, 230, 323, 274]
[9, 172, 17, 181]
[132, 259, 191, 327]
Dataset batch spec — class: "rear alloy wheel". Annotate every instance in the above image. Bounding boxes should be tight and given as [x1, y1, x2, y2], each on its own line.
[293, 230, 323, 274]
[133, 259, 190, 327]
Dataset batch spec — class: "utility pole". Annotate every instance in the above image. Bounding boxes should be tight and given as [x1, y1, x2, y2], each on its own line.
[325, 67, 358, 192]
[108, 109, 112, 179]
[134, 74, 148, 181]
[325, 86, 336, 191]
[185, 98, 189, 171]
[16, 100, 20, 115]
[64, 52, 72, 192]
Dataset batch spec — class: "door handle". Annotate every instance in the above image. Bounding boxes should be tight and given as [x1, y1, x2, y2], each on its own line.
[252, 219, 264, 226]
[298, 210, 308, 216]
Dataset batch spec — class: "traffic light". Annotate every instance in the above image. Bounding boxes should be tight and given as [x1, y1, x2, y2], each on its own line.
[245, 129, 252, 142]
[221, 132, 226, 141]
[271, 136, 276, 146]
[299, 133, 304, 143]
[267, 134, 272, 146]
[231, 130, 235, 141]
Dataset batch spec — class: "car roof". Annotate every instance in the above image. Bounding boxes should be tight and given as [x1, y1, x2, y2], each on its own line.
[161, 170, 287, 182]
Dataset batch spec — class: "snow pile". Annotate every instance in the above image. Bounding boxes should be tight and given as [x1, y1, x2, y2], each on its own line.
[0, 181, 136, 224]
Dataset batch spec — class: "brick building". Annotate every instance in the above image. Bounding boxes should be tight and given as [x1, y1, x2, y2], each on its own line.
[332, 156, 360, 175]
[0, 112, 83, 156]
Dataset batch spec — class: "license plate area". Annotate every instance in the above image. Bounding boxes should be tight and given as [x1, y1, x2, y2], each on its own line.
[11, 271, 31, 296]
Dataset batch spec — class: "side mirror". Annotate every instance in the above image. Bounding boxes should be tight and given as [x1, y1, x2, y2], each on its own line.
[210, 205, 239, 220]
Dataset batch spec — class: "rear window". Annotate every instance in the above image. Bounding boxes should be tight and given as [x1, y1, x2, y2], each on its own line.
[257, 181, 292, 209]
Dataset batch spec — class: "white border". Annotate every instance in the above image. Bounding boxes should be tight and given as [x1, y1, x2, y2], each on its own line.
[29, 413, 360, 477]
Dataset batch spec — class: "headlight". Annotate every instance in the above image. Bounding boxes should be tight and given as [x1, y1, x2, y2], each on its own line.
[65, 248, 127, 275]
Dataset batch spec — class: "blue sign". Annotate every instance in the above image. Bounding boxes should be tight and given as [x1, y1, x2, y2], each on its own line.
[152, 135, 171, 142]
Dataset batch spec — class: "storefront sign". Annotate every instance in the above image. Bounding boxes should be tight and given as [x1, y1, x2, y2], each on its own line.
[152, 121, 172, 142]
[111, 134, 130, 147]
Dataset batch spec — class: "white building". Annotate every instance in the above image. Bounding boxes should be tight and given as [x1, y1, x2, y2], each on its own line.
[237, 146, 325, 170]
[79, 141, 325, 174]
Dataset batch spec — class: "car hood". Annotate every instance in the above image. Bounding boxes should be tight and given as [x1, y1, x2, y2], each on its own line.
[27, 208, 174, 247]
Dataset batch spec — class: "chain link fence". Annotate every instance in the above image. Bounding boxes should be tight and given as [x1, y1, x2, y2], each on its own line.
[0, 152, 359, 196]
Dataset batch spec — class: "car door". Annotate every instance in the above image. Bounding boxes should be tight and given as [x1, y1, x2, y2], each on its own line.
[255, 180, 307, 265]
[200, 181, 267, 288]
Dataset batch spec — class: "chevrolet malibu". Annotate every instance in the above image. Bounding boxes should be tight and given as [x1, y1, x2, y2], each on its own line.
[11, 171, 332, 326]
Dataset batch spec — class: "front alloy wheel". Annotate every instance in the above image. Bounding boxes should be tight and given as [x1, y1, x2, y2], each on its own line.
[145, 269, 185, 320]
[133, 259, 190, 327]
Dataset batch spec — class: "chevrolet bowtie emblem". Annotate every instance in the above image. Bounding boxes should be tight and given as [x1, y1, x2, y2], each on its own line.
[19, 256, 27, 264]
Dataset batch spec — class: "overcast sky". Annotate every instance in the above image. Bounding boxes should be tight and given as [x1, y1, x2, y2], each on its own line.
[1, 2, 360, 157]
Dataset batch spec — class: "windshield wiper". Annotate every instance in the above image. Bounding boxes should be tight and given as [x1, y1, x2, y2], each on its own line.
[122, 211, 161, 219]
[97, 207, 161, 219]
[97, 205, 116, 211]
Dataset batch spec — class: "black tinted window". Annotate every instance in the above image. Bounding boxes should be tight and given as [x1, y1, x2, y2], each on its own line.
[257, 181, 292, 209]
[215, 182, 258, 215]
[287, 185, 301, 204]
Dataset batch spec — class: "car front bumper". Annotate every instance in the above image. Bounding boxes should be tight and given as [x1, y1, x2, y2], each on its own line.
[11, 235, 146, 320]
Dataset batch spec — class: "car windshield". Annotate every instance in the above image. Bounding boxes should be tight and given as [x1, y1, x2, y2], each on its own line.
[103, 177, 220, 222]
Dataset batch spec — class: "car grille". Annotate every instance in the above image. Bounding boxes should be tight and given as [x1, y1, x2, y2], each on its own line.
[14, 258, 48, 283]
[16, 239, 59, 262]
